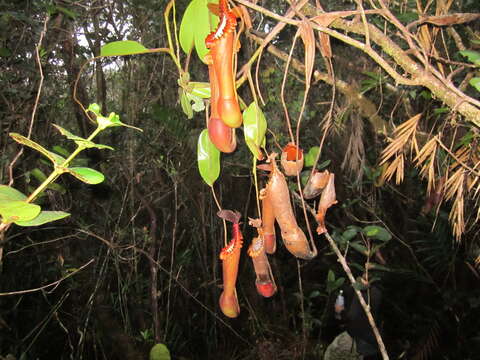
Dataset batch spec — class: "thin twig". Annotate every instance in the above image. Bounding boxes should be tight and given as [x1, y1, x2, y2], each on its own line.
[8, 15, 50, 186]
[0, 259, 94, 296]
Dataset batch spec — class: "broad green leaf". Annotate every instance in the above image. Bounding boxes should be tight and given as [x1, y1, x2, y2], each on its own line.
[350, 241, 368, 255]
[53, 124, 114, 150]
[100, 40, 149, 57]
[0, 185, 27, 201]
[362, 225, 392, 242]
[243, 102, 267, 160]
[193, 0, 214, 63]
[149, 343, 171, 360]
[0, 200, 41, 223]
[197, 129, 220, 186]
[469, 77, 480, 92]
[10, 133, 65, 165]
[304, 146, 319, 167]
[190, 82, 211, 98]
[15, 211, 70, 226]
[335, 278, 345, 289]
[180, 0, 218, 62]
[342, 226, 360, 241]
[66, 167, 105, 184]
[180, 89, 194, 119]
[459, 50, 480, 66]
[327, 269, 335, 283]
[179, 1, 195, 54]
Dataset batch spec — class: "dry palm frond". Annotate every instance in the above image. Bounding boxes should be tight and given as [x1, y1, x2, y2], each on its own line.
[449, 146, 470, 171]
[414, 135, 438, 194]
[382, 154, 404, 185]
[341, 113, 365, 184]
[380, 113, 421, 165]
[444, 168, 465, 240]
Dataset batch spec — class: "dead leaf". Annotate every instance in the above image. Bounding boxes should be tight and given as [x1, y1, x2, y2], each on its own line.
[316, 173, 337, 234]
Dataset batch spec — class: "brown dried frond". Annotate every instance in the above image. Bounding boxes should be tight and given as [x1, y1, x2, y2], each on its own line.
[473, 178, 480, 199]
[445, 168, 465, 240]
[380, 113, 421, 166]
[341, 113, 365, 183]
[414, 136, 438, 194]
[449, 146, 470, 171]
[382, 154, 404, 185]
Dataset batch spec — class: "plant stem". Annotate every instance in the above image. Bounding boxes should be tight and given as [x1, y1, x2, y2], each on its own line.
[26, 127, 102, 204]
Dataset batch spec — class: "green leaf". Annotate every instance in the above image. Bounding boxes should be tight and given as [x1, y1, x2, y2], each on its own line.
[326, 271, 344, 293]
[100, 40, 149, 57]
[304, 146, 319, 167]
[93, 110, 142, 132]
[197, 129, 220, 186]
[362, 225, 392, 242]
[350, 241, 368, 255]
[0, 201, 41, 224]
[0, 47, 12, 57]
[66, 167, 105, 184]
[53, 124, 114, 150]
[88, 103, 102, 117]
[342, 226, 360, 241]
[149, 343, 171, 360]
[327, 269, 335, 283]
[179, 1, 195, 54]
[10, 133, 65, 165]
[243, 102, 267, 160]
[30, 168, 47, 182]
[433, 107, 449, 115]
[459, 50, 480, 66]
[180, 89, 194, 119]
[190, 82, 211, 98]
[334, 278, 345, 289]
[52, 145, 71, 158]
[352, 281, 368, 291]
[0, 185, 28, 201]
[15, 211, 70, 226]
[180, 0, 218, 62]
[469, 77, 480, 92]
